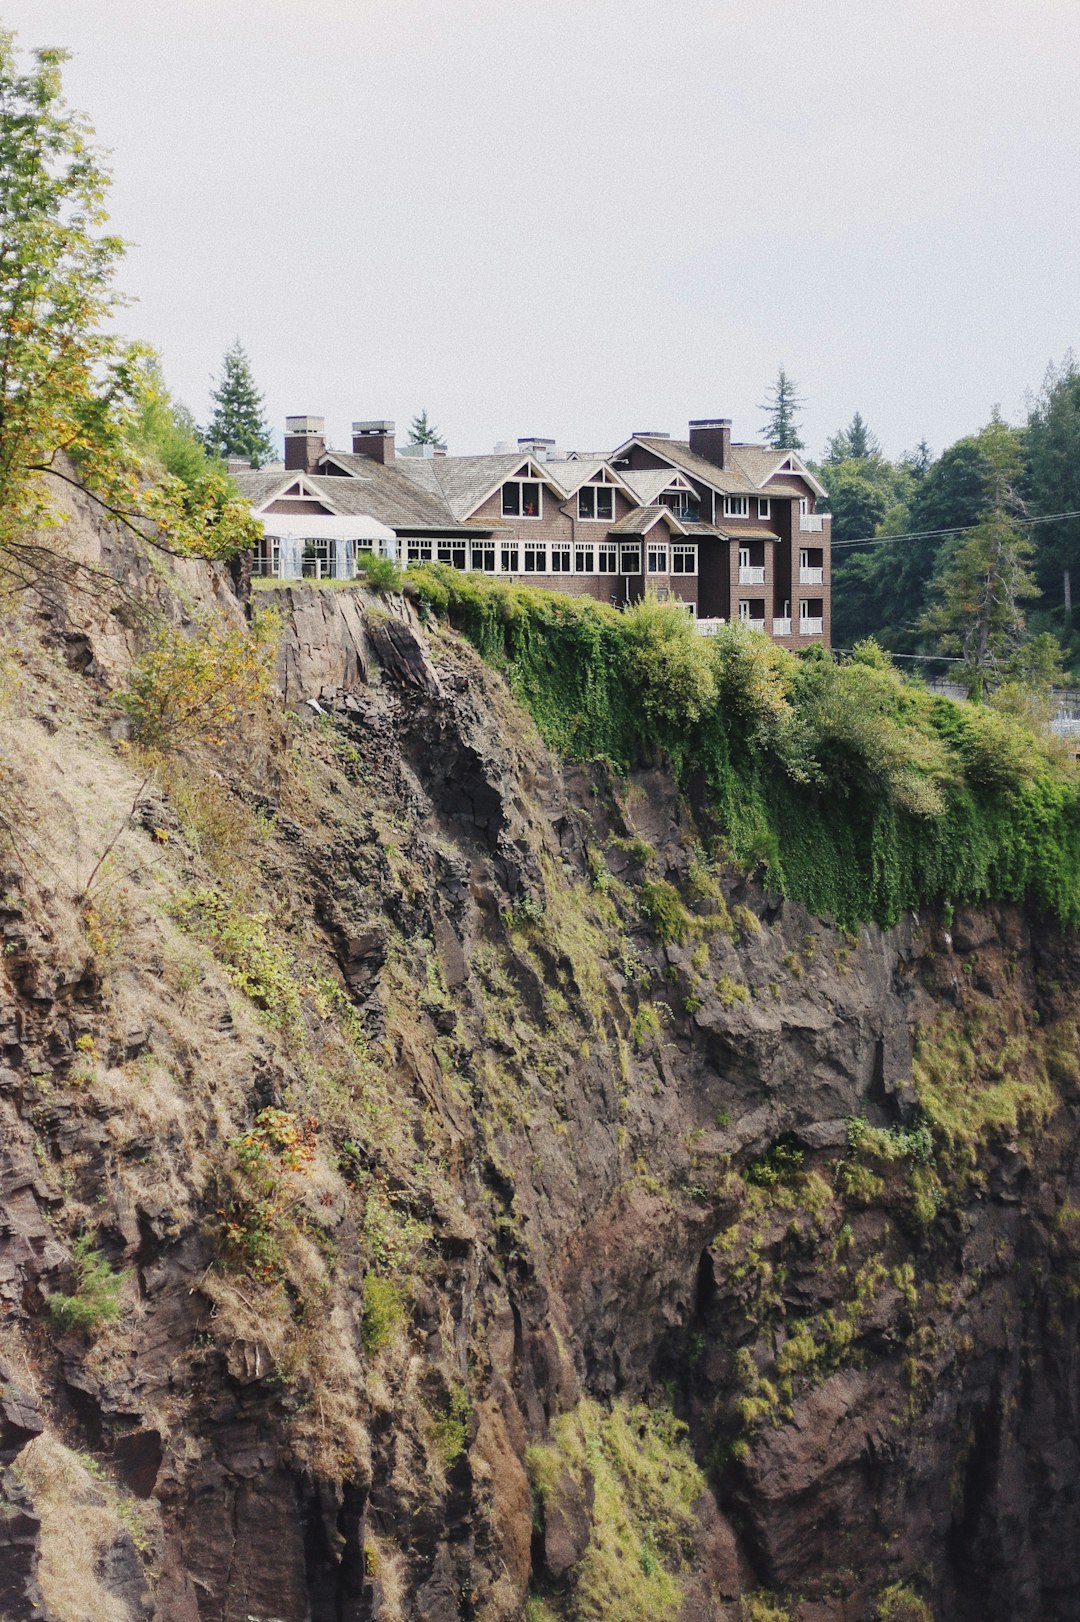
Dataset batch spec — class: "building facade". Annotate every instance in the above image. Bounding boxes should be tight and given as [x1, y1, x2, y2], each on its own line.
[235, 414, 831, 648]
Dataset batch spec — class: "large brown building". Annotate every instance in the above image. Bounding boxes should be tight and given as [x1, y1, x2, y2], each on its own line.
[236, 414, 831, 648]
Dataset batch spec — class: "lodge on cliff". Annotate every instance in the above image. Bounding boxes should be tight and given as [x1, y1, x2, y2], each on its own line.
[234, 414, 832, 648]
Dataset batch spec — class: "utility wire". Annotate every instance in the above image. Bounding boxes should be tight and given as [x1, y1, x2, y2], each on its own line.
[830, 508, 1080, 551]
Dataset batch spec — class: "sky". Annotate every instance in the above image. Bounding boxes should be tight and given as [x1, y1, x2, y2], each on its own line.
[9, 0, 1080, 461]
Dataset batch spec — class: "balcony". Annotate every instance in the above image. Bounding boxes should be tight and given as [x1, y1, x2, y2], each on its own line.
[738, 565, 766, 584]
[799, 513, 829, 533]
[799, 566, 824, 584]
[773, 617, 792, 636]
[799, 616, 824, 636]
[695, 616, 726, 636]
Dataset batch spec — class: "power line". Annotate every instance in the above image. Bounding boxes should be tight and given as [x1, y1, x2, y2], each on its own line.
[830, 508, 1080, 551]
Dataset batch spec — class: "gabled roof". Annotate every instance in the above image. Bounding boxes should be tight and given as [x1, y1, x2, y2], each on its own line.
[608, 506, 687, 536]
[618, 467, 697, 505]
[611, 436, 758, 496]
[544, 458, 639, 500]
[233, 468, 308, 507]
[394, 452, 572, 522]
[730, 444, 828, 499]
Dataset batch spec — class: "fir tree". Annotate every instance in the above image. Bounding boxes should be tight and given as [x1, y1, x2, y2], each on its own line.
[407, 409, 442, 447]
[758, 365, 806, 450]
[824, 410, 880, 465]
[921, 414, 1038, 698]
[203, 341, 276, 468]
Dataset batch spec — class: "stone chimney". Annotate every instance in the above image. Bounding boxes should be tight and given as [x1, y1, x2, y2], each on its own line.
[352, 421, 396, 465]
[284, 417, 325, 474]
[688, 418, 731, 468]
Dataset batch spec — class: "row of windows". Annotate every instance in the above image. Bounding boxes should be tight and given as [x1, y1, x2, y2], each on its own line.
[724, 496, 772, 519]
[406, 539, 698, 575]
[501, 481, 789, 525]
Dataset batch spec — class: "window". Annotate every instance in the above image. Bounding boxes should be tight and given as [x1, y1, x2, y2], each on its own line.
[302, 538, 332, 579]
[407, 539, 433, 565]
[501, 543, 519, 573]
[437, 540, 467, 570]
[758, 498, 771, 519]
[724, 495, 749, 518]
[738, 599, 765, 622]
[502, 480, 542, 518]
[471, 541, 496, 572]
[578, 485, 615, 521]
[660, 492, 697, 519]
[254, 536, 280, 577]
[597, 545, 618, 574]
[799, 497, 809, 516]
[738, 547, 750, 570]
[620, 544, 641, 575]
[523, 541, 548, 573]
[550, 542, 572, 572]
[647, 541, 669, 574]
[575, 545, 595, 573]
[671, 544, 697, 575]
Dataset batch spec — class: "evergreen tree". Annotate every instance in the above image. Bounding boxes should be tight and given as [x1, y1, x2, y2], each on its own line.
[824, 411, 880, 465]
[1026, 353, 1080, 622]
[407, 408, 442, 447]
[203, 341, 276, 467]
[921, 415, 1038, 697]
[758, 365, 805, 450]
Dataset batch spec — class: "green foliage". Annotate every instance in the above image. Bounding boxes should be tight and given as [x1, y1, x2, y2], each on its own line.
[527, 1398, 705, 1622]
[875, 1581, 933, 1621]
[202, 339, 275, 467]
[759, 364, 805, 450]
[746, 1143, 804, 1188]
[407, 408, 442, 447]
[172, 887, 305, 1030]
[639, 879, 690, 945]
[431, 1385, 470, 1466]
[630, 1004, 663, 1051]
[354, 551, 404, 592]
[49, 1234, 128, 1334]
[117, 608, 279, 751]
[361, 1273, 405, 1353]
[412, 565, 1080, 930]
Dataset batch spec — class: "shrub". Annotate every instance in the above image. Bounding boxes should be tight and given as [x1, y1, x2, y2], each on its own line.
[361, 1273, 405, 1353]
[117, 608, 279, 752]
[639, 879, 690, 944]
[619, 595, 716, 729]
[354, 551, 404, 592]
[49, 1235, 128, 1334]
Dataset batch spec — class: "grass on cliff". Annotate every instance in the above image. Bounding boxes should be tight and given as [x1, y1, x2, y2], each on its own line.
[409, 567, 1080, 930]
[526, 1398, 704, 1622]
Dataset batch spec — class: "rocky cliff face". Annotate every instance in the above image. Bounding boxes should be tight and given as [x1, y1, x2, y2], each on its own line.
[1, 498, 1079, 1622]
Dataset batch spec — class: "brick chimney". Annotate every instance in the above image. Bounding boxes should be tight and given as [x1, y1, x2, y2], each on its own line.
[284, 416, 326, 474]
[688, 418, 731, 468]
[352, 420, 396, 465]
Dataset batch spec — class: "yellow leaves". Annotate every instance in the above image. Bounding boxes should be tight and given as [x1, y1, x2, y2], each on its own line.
[116, 609, 280, 753]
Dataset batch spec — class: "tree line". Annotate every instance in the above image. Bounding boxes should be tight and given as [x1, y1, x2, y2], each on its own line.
[758, 363, 1080, 692]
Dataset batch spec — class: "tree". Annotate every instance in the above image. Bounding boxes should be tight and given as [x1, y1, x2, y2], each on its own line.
[203, 341, 276, 467]
[0, 34, 126, 549]
[1026, 353, 1080, 622]
[758, 366, 805, 450]
[824, 411, 880, 465]
[407, 409, 442, 448]
[921, 416, 1039, 698]
[0, 32, 260, 583]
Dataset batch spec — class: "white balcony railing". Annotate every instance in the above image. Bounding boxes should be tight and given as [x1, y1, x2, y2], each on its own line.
[799, 566, 824, 584]
[799, 616, 824, 635]
[773, 617, 792, 636]
[695, 616, 727, 636]
[799, 513, 828, 533]
[738, 565, 766, 584]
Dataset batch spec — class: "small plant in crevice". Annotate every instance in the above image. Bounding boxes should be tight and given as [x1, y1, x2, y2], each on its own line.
[48, 1234, 130, 1335]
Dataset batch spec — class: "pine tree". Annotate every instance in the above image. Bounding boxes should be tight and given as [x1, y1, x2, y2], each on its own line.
[824, 410, 880, 465]
[921, 415, 1038, 697]
[758, 366, 805, 450]
[407, 409, 442, 447]
[203, 341, 276, 468]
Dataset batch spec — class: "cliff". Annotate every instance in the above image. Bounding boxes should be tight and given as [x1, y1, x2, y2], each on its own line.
[0, 489, 1078, 1622]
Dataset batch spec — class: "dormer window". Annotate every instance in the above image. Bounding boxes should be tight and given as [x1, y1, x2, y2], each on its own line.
[502, 480, 542, 518]
[758, 498, 771, 519]
[724, 495, 749, 518]
[578, 485, 615, 521]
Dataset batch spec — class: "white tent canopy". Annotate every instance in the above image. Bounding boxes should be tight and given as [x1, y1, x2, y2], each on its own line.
[254, 511, 398, 578]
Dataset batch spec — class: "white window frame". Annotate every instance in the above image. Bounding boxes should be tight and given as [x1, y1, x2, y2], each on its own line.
[501, 479, 543, 519]
[671, 544, 697, 575]
[302, 537, 333, 579]
[724, 495, 749, 518]
[523, 541, 548, 573]
[574, 544, 595, 574]
[550, 541, 572, 573]
[758, 497, 771, 519]
[578, 484, 615, 522]
[500, 542, 520, 573]
[799, 497, 809, 516]
[647, 541, 669, 574]
[471, 540, 496, 573]
[437, 540, 467, 570]
[597, 544, 618, 574]
[738, 598, 766, 623]
[406, 539, 433, 565]
[738, 547, 750, 570]
[620, 543, 641, 575]
[255, 536, 281, 577]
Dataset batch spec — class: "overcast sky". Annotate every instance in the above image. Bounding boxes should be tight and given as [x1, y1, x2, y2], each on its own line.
[9, 0, 1080, 459]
